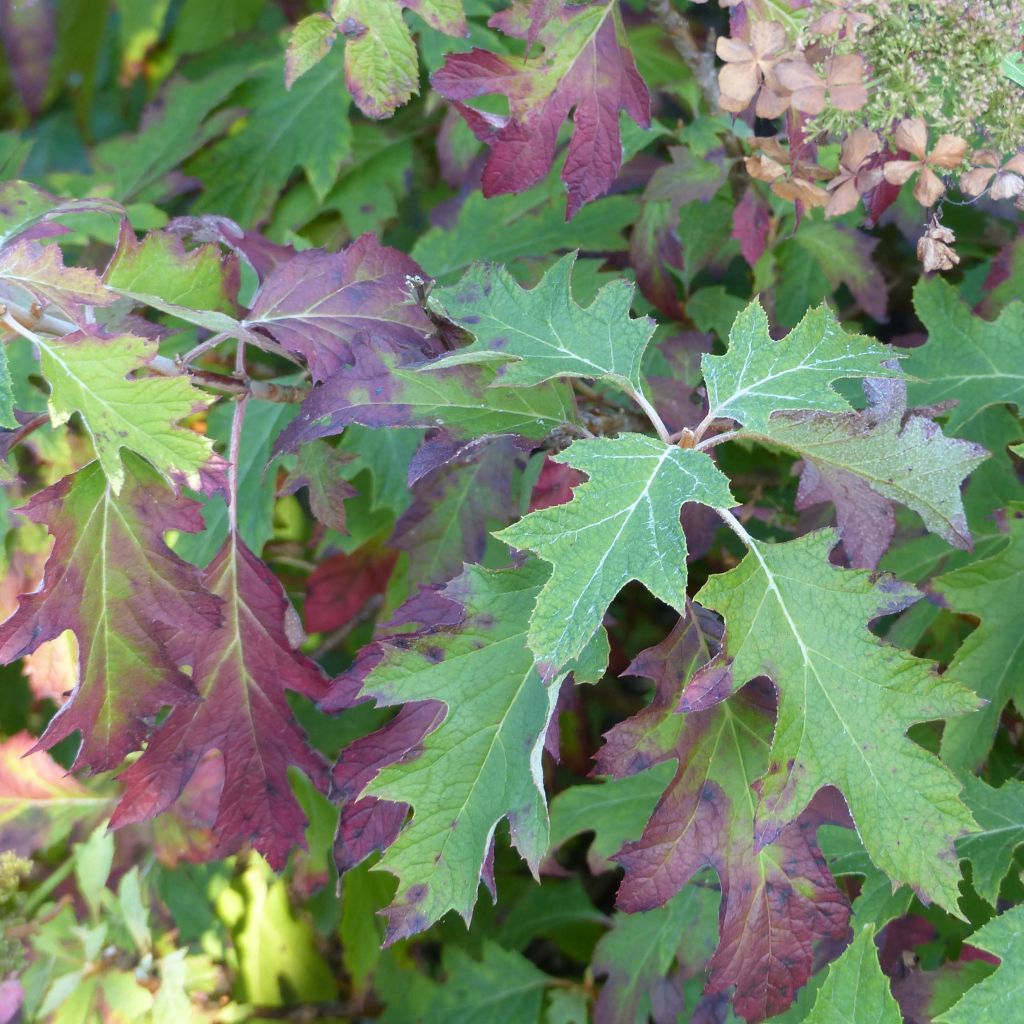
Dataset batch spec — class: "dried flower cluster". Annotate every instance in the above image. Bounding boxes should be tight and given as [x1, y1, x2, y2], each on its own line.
[715, 0, 1024, 269]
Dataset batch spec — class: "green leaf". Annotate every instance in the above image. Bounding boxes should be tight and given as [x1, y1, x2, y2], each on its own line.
[935, 507, 1024, 771]
[701, 301, 902, 433]
[908, 278, 1024, 432]
[422, 941, 549, 1023]
[803, 925, 901, 1024]
[935, 905, 1024, 1023]
[496, 434, 734, 674]
[285, 13, 338, 87]
[358, 561, 608, 941]
[35, 329, 214, 492]
[1002, 51, 1024, 87]
[430, 253, 654, 393]
[688, 530, 979, 911]
[957, 775, 1024, 906]
[192, 50, 353, 225]
[760, 378, 987, 553]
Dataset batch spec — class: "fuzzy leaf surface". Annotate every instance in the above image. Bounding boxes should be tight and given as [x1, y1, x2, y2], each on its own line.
[907, 279, 1024, 431]
[684, 531, 979, 911]
[701, 302, 901, 433]
[352, 561, 607, 941]
[432, 0, 649, 216]
[935, 906, 1024, 1023]
[0, 457, 220, 771]
[934, 508, 1024, 771]
[276, 348, 578, 454]
[34, 328, 214, 493]
[110, 537, 329, 869]
[765, 378, 987, 561]
[803, 925, 901, 1024]
[496, 434, 734, 675]
[429, 253, 654, 392]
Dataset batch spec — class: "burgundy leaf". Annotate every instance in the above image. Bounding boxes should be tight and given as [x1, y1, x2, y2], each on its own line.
[304, 545, 398, 634]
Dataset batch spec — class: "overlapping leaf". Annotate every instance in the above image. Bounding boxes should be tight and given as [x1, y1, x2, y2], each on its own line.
[433, 0, 650, 216]
[957, 776, 1024, 906]
[701, 301, 902, 433]
[934, 507, 1024, 771]
[496, 434, 734, 676]
[110, 537, 329, 869]
[33, 327, 214, 493]
[683, 530, 980, 911]
[764, 378, 987, 566]
[429, 253, 655, 393]
[275, 347, 578, 454]
[0, 240, 115, 320]
[602, 612, 850, 1023]
[345, 560, 607, 941]
[0, 457, 221, 771]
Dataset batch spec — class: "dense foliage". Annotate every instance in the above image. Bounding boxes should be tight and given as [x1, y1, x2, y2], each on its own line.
[0, 1, 1022, 1021]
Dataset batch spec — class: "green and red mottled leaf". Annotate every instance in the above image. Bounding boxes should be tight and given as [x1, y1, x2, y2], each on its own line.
[110, 537, 329, 868]
[279, 439, 357, 534]
[683, 530, 980, 912]
[432, 0, 650, 217]
[0, 240, 115, 320]
[600, 611, 850, 1023]
[0, 457, 221, 771]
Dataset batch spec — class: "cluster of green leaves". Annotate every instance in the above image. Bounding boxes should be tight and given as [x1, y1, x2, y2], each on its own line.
[1, 2, 1023, 1023]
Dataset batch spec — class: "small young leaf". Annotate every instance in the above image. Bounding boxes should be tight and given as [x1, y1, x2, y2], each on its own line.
[496, 434, 734, 675]
[285, 13, 338, 88]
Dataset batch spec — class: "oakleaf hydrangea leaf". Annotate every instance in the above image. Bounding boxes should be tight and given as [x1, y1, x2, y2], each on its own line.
[0, 457, 221, 772]
[350, 560, 608, 942]
[429, 253, 655, 393]
[603, 615, 849, 1023]
[432, 0, 650, 217]
[765, 378, 987, 563]
[934, 905, 1024, 1023]
[276, 347, 578, 454]
[302, 1, 468, 120]
[683, 531, 980, 911]
[908, 278, 1024, 431]
[934, 506, 1024, 771]
[34, 327, 214, 493]
[496, 434, 734, 676]
[110, 537, 329, 869]
[244, 234, 436, 382]
[701, 302, 902, 433]
[957, 776, 1024, 906]
[803, 925, 901, 1024]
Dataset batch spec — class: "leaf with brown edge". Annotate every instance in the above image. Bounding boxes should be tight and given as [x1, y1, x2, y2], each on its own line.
[0, 732, 114, 856]
[599, 611, 850, 1023]
[0, 456, 220, 773]
[110, 536, 329, 869]
[0, 240, 116, 321]
[432, 0, 650, 217]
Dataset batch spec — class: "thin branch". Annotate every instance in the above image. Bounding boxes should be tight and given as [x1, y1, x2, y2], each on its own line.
[696, 429, 743, 451]
[716, 506, 756, 551]
[649, 0, 720, 109]
[227, 343, 248, 534]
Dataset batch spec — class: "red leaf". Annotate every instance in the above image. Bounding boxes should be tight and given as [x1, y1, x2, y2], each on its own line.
[304, 545, 398, 634]
[111, 538, 329, 868]
[432, 1, 650, 217]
